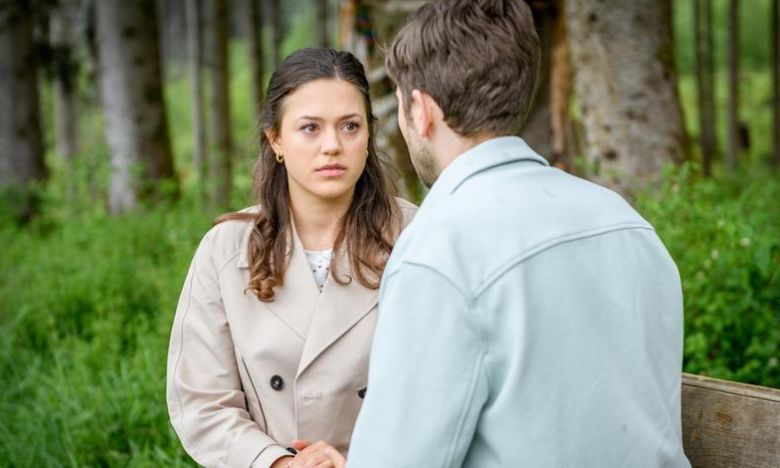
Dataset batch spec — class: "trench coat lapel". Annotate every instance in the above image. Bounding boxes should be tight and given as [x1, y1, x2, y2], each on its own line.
[237, 223, 321, 340]
[296, 246, 378, 377]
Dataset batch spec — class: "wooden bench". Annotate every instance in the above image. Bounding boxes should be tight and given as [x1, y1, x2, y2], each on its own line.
[682, 373, 780, 467]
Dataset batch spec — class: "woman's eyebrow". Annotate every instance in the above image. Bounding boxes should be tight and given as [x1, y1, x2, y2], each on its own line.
[296, 113, 364, 122]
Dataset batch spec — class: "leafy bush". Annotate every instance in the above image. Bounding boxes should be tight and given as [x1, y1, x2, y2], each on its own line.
[636, 163, 780, 387]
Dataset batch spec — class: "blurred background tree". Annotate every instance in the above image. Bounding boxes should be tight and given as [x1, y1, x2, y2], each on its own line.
[0, 0, 777, 465]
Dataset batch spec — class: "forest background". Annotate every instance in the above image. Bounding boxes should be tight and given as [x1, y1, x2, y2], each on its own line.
[0, 0, 778, 465]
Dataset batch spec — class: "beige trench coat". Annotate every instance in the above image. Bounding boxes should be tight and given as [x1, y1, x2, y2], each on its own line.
[167, 199, 416, 468]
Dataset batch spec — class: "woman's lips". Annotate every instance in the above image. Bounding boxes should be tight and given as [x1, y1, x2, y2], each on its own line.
[316, 164, 347, 177]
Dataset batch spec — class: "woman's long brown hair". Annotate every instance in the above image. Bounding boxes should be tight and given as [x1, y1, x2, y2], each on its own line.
[217, 48, 400, 302]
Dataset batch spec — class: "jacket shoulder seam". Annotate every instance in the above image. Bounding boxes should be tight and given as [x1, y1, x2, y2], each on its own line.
[473, 222, 655, 299]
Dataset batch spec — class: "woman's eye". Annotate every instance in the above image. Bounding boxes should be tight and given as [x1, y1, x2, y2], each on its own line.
[301, 123, 318, 133]
[343, 122, 360, 132]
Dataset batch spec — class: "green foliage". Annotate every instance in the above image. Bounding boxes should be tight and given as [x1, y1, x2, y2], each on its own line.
[673, 0, 775, 75]
[636, 163, 780, 387]
[677, 69, 777, 166]
[0, 202, 208, 466]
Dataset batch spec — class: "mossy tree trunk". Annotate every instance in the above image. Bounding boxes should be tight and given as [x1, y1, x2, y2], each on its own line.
[565, 0, 686, 196]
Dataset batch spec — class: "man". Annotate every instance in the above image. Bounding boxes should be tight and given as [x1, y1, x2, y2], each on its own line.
[325, 0, 690, 466]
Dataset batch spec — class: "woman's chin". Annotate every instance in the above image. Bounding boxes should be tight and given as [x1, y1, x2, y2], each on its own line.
[310, 183, 355, 202]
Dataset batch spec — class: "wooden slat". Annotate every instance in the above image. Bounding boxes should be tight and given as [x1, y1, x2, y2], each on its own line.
[681, 373, 780, 467]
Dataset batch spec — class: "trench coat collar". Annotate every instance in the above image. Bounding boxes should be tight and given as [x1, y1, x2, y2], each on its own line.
[236, 215, 377, 375]
[295, 245, 378, 377]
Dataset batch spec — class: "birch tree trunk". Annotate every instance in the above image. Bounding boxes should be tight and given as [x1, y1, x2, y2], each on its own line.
[204, 0, 232, 211]
[565, 0, 686, 195]
[0, 0, 46, 221]
[96, 0, 177, 214]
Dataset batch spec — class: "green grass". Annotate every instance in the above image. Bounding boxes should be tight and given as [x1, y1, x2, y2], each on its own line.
[0, 203, 208, 466]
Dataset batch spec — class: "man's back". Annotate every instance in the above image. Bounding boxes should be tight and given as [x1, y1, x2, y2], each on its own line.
[348, 137, 689, 467]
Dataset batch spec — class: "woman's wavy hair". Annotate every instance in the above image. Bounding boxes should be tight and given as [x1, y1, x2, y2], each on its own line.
[217, 48, 400, 302]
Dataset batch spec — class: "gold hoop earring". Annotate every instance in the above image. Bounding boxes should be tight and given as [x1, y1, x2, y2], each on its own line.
[275, 152, 284, 164]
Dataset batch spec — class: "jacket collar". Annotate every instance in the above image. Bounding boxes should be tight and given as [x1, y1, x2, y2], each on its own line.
[421, 136, 549, 209]
[236, 215, 377, 377]
[295, 245, 378, 378]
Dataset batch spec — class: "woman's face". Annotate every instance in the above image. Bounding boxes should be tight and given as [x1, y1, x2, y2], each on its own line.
[268, 78, 369, 205]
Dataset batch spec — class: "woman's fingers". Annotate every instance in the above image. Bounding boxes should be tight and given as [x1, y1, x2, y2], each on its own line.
[323, 447, 346, 468]
[289, 441, 343, 468]
[291, 455, 331, 468]
[291, 439, 312, 451]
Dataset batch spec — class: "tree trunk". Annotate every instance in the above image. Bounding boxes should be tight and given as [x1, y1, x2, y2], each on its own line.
[694, 0, 717, 176]
[704, 0, 717, 174]
[160, 0, 188, 66]
[317, 0, 329, 47]
[204, 0, 232, 211]
[0, 0, 46, 221]
[550, 0, 573, 168]
[96, 0, 177, 214]
[726, 0, 741, 169]
[521, 3, 555, 161]
[188, 0, 207, 206]
[771, 0, 779, 168]
[565, 0, 686, 196]
[519, 1, 573, 170]
[246, 0, 264, 123]
[50, 0, 79, 164]
[271, 0, 282, 67]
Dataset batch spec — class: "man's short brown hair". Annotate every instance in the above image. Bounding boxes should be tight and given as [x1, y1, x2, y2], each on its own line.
[386, 0, 541, 137]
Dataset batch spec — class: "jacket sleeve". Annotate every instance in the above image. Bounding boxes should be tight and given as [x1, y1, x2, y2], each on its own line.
[346, 262, 488, 467]
[166, 232, 291, 468]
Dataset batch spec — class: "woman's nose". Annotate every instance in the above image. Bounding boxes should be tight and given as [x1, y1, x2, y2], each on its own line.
[321, 127, 342, 155]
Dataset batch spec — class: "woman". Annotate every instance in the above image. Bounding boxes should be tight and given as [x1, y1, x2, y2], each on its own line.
[166, 48, 416, 468]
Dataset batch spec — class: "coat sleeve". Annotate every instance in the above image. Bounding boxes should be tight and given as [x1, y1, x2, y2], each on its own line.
[346, 262, 488, 467]
[166, 232, 291, 468]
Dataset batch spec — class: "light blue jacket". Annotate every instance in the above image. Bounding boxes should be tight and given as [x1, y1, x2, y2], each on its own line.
[347, 137, 690, 467]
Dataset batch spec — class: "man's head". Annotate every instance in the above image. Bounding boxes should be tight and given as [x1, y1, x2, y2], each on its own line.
[386, 0, 541, 186]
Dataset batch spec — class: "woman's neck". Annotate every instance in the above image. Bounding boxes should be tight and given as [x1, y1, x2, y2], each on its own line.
[289, 190, 353, 251]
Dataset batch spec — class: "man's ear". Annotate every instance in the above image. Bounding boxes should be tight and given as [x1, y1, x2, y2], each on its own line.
[410, 89, 437, 139]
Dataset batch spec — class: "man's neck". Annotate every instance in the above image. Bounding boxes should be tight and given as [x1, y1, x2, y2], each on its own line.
[433, 131, 499, 174]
